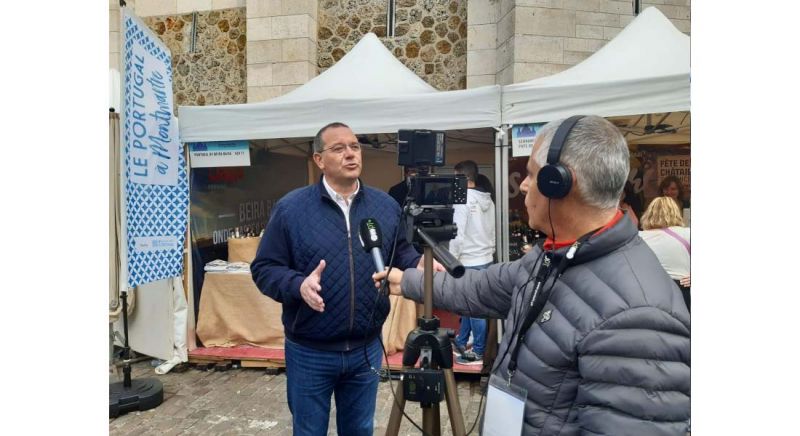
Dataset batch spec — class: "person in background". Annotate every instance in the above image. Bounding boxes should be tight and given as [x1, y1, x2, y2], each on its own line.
[450, 160, 496, 365]
[250, 122, 424, 436]
[475, 173, 495, 202]
[619, 181, 641, 229]
[659, 175, 686, 209]
[388, 166, 416, 206]
[639, 196, 691, 310]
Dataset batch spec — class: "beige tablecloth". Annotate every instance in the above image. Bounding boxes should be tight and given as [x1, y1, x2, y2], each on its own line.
[196, 272, 285, 349]
[196, 272, 417, 354]
[227, 237, 261, 263]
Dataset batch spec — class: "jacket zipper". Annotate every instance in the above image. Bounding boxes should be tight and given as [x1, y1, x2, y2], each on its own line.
[346, 205, 356, 351]
[320, 188, 359, 351]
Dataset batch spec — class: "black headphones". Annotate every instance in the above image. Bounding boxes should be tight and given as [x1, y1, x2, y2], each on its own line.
[537, 115, 585, 199]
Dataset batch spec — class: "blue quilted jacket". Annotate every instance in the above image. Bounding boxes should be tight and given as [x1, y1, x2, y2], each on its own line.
[251, 178, 421, 351]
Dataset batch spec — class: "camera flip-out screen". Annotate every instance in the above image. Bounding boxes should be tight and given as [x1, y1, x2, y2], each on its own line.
[413, 176, 467, 206]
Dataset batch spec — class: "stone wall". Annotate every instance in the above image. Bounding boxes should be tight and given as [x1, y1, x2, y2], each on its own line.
[471, 0, 691, 87]
[245, 0, 318, 103]
[142, 8, 248, 110]
[318, 0, 468, 91]
[109, 1, 248, 111]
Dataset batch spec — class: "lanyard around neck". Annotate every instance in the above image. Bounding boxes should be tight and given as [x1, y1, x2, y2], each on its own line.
[505, 230, 596, 382]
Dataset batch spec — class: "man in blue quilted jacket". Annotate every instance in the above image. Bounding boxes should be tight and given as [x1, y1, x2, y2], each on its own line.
[251, 122, 422, 436]
[375, 116, 690, 435]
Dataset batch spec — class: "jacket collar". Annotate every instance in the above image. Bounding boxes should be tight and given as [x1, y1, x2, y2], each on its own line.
[317, 175, 365, 202]
[537, 210, 638, 267]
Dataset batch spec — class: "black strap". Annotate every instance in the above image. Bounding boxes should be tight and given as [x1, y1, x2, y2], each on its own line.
[506, 256, 561, 373]
[506, 229, 596, 375]
[546, 115, 584, 165]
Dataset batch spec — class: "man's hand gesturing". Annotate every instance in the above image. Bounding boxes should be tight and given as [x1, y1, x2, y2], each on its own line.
[300, 260, 326, 312]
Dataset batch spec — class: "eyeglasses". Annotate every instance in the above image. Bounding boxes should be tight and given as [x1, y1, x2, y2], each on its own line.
[318, 143, 362, 154]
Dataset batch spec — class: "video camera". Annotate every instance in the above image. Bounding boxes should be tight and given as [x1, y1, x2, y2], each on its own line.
[397, 129, 467, 246]
[398, 130, 468, 208]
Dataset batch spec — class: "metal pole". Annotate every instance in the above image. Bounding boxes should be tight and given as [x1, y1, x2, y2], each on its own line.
[423, 246, 433, 320]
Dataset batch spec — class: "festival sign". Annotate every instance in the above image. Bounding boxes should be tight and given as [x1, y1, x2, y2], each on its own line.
[656, 154, 691, 188]
[122, 8, 189, 287]
[511, 123, 545, 157]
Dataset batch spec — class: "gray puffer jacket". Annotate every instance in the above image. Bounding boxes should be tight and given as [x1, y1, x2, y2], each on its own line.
[401, 215, 690, 435]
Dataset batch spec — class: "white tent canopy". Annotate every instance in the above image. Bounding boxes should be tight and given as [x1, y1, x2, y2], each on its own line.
[178, 33, 501, 142]
[501, 7, 690, 125]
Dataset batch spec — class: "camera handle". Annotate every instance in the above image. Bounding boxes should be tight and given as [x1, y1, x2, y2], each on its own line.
[385, 237, 467, 436]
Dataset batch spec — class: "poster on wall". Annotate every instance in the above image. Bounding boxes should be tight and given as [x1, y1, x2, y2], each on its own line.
[511, 123, 545, 157]
[656, 155, 691, 189]
[628, 146, 691, 208]
[122, 7, 189, 288]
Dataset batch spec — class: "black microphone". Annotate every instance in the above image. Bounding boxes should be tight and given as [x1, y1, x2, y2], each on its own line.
[359, 218, 385, 273]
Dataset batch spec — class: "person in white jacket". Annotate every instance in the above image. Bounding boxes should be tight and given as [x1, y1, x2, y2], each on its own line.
[450, 160, 496, 365]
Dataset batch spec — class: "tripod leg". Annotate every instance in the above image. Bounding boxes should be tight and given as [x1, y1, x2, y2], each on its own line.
[385, 375, 406, 436]
[423, 405, 438, 436]
[443, 368, 467, 436]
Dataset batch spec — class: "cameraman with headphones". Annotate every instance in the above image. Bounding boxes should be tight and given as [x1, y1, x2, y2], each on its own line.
[374, 116, 690, 435]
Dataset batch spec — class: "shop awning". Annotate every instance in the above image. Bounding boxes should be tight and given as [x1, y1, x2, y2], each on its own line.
[501, 7, 690, 125]
[178, 33, 501, 142]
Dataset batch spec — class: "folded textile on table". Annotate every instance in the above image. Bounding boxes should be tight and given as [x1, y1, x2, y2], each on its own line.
[204, 259, 251, 273]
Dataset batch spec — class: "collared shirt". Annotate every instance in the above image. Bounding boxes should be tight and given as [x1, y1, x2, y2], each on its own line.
[322, 176, 360, 235]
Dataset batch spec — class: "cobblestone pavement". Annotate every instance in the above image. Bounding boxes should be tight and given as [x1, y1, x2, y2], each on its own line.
[110, 361, 487, 436]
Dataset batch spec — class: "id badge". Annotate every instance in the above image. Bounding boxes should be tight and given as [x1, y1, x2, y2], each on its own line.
[482, 374, 527, 436]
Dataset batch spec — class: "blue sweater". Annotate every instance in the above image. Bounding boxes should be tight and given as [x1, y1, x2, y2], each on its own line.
[251, 178, 421, 351]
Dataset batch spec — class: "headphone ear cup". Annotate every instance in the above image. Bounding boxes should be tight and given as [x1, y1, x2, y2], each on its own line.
[537, 164, 572, 199]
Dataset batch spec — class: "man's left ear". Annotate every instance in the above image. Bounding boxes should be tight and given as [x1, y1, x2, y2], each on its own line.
[312, 153, 324, 170]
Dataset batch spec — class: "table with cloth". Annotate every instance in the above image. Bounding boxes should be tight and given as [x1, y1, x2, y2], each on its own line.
[196, 237, 418, 355]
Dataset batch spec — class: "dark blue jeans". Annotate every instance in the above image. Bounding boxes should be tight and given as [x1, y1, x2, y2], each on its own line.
[284, 336, 382, 436]
[455, 263, 491, 355]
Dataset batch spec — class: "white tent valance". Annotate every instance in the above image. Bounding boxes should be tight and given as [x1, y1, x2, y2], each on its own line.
[178, 33, 501, 142]
[501, 7, 690, 125]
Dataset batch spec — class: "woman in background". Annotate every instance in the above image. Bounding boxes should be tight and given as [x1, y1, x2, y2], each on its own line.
[659, 175, 686, 209]
[640, 196, 691, 311]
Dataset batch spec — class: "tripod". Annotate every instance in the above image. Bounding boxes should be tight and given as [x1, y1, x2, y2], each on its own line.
[385, 230, 467, 436]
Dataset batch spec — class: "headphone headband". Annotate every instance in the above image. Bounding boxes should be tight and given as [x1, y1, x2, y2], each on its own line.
[547, 115, 585, 165]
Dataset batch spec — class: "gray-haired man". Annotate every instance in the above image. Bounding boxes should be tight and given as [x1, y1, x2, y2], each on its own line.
[374, 116, 690, 435]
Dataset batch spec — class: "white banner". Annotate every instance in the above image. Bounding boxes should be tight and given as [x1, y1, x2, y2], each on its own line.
[511, 123, 545, 157]
[122, 8, 189, 288]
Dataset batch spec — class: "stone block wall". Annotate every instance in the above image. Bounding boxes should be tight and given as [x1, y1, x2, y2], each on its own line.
[487, 0, 691, 85]
[318, 0, 468, 91]
[245, 0, 318, 102]
[506, 0, 690, 84]
[110, 0, 692, 102]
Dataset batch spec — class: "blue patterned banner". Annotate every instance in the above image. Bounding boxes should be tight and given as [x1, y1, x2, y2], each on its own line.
[123, 8, 189, 288]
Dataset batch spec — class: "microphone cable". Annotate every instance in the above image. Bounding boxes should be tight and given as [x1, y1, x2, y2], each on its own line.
[357, 185, 433, 436]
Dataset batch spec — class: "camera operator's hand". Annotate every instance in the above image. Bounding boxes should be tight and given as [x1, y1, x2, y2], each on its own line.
[300, 260, 326, 312]
[417, 256, 446, 272]
[372, 269, 404, 296]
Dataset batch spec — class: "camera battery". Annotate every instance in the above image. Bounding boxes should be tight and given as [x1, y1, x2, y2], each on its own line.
[402, 369, 445, 404]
